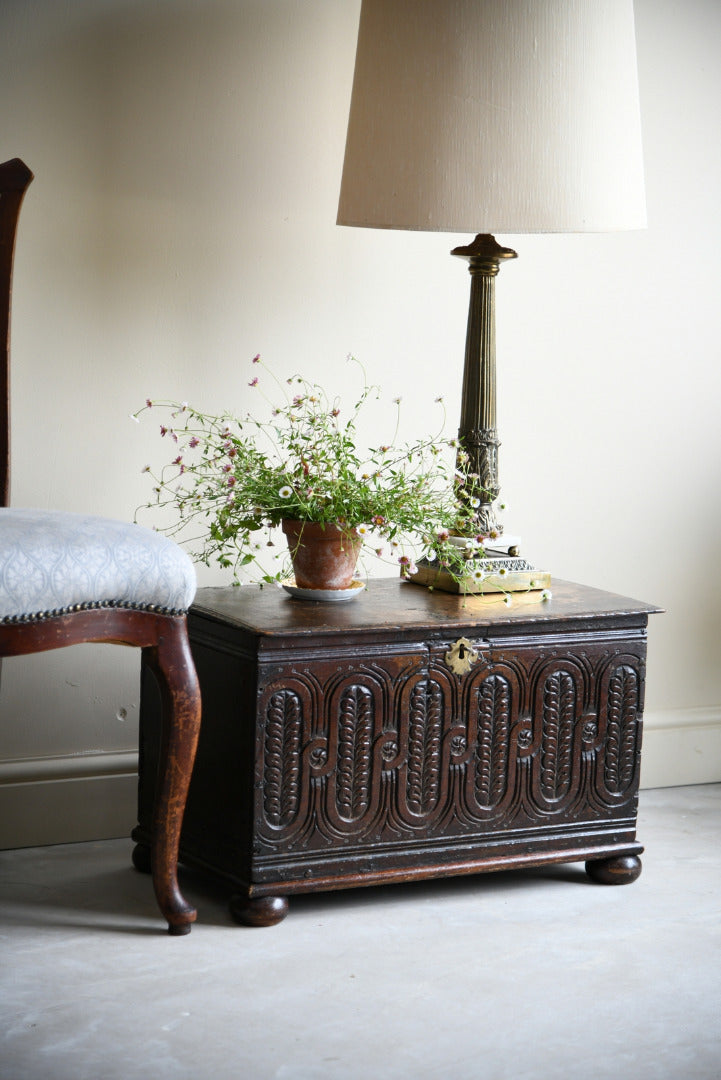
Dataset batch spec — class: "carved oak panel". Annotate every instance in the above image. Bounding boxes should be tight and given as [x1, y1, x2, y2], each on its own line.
[252, 636, 646, 862]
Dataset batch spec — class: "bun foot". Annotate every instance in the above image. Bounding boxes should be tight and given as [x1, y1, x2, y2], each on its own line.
[230, 894, 289, 927]
[167, 922, 192, 936]
[585, 853, 642, 885]
[131, 842, 152, 874]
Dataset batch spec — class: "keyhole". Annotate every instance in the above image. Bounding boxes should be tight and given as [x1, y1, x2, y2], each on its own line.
[445, 638, 478, 676]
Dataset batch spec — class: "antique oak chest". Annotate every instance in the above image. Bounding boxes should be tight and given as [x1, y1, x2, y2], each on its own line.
[134, 578, 660, 926]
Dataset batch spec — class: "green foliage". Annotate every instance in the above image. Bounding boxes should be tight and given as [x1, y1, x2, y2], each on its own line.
[136, 355, 487, 586]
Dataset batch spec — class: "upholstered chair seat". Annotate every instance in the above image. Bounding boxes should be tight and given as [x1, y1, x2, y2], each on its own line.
[0, 509, 196, 623]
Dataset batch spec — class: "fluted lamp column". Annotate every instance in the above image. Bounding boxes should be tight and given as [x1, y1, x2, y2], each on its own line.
[453, 234, 517, 539]
[337, 0, 646, 589]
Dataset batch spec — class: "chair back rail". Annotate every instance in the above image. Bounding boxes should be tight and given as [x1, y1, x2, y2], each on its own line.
[0, 158, 34, 507]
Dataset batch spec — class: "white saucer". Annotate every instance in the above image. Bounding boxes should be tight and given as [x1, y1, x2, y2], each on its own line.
[282, 579, 366, 602]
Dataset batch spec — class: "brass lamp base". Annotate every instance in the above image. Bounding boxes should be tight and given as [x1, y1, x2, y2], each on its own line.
[410, 557, 551, 595]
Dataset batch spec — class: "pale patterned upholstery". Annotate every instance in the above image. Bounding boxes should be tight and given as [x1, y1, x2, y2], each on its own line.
[0, 508, 196, 621]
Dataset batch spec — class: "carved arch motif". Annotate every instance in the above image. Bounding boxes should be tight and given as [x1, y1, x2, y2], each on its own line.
[473, 673, 511, 809]
[335, 684, 374, 821]
[604, 664, 639, 795]
[406, 678, 444, 815]
[539, 670, 577, 802]
[263, 689, 303, 828]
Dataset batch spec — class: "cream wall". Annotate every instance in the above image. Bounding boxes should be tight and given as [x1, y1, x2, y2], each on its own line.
[1, 0, 719, 845]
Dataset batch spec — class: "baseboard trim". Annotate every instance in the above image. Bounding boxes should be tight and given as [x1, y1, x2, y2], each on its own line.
[0, 750, 138, 785]
[0, 750, 138, 849]
[641, 706, 721, 789]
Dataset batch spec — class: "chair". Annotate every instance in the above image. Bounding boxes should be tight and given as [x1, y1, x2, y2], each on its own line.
[0, 157, 201, 935]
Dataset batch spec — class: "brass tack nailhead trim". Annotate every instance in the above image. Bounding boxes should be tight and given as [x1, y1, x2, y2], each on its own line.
[0, 599, 187, 625]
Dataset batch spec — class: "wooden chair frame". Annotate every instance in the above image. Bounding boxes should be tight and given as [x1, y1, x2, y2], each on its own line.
[0, 158, 201, 935]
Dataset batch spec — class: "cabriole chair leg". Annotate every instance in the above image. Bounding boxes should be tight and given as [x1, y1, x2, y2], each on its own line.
[143, 621, 201, 935]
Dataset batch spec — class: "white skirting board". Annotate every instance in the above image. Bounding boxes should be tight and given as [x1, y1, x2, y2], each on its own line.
[0, 709, 719, 848]
[0, 751, 138, 849]
[640, 706, 721, 790]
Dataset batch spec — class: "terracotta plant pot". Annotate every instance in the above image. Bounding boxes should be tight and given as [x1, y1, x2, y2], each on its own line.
[282, 520, 362, 591]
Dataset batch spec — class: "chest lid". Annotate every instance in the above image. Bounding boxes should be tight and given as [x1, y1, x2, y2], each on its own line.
[190, 577, 662, 653]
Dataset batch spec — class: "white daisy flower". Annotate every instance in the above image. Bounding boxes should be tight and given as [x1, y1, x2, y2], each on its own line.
[541, 589, 552, 601]
[279, 486, 293, 498]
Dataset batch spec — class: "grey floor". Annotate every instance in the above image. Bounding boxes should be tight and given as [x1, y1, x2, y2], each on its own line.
[1, 785, 719, 1080]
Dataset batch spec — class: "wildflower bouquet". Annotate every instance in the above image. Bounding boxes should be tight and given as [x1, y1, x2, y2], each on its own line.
[135, 355, 487, 587]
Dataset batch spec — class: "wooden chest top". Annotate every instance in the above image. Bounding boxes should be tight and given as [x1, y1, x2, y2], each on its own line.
[189, 576, 661, 650]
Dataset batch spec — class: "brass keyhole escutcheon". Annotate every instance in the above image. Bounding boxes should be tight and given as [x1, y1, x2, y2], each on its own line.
[445, 637, 479, 676]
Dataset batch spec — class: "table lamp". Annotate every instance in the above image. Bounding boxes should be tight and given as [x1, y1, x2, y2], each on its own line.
[337, 0, 646, 591]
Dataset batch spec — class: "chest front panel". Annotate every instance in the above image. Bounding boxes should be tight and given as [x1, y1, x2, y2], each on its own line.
[251, 627, 646, 878]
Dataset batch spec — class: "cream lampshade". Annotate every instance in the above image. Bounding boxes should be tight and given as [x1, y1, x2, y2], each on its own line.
[337, 0, 646, 584]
